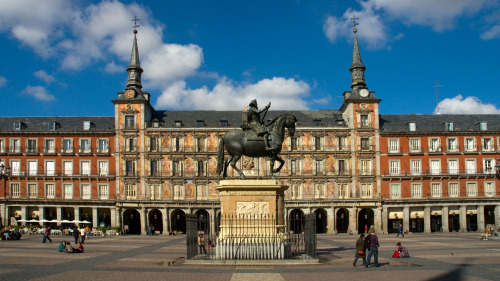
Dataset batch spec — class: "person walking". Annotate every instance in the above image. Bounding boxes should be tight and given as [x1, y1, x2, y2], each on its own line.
[42, 226, 47, 243]
[366, 229, 379, 267]
[85, 226, 91, 239]
[364, 224, 368, 234]
[80, 227, 86, 243]
[44, 227, 53, 243]
[353, 233, 367, 267]
[397, 224, 405, 238]
[73, 226, 80, 244]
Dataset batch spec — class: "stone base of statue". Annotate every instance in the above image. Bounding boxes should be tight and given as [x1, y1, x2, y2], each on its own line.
[215, 179, 290, 260]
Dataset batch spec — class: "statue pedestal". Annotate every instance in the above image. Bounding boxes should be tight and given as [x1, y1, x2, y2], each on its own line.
[215, 180, 290, 259]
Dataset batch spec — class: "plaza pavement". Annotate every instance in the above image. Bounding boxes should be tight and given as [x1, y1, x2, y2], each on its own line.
[0, 232, 498, 281]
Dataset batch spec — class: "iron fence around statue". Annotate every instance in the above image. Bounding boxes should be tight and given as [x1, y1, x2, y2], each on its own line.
[186, 213, 316, 260]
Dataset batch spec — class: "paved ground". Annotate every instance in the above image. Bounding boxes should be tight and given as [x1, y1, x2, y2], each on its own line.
[0, 232, 498, 281]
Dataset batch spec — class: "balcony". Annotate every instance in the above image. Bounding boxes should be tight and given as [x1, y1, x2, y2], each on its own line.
[446, 145, 461, 154]
[358, 169, 373, 176]
[482, 146, 496, 153]
[11, 170, 115, 179]
[382, 168, 496, 178]
[408, 146, 422, 154]
[25, 147, 39, 155]
[121, 146, 137, 153]
[8, 146, 22, 155]
[149, 171, 163, 177]
[95, 147, 110, 155]
[464, 145, 477, 153]
[42, 146, 57, 155]
[428, 146, 443, 154]
[78, 146, 93, 155]
[358, 145, 374, 152]
[60, 148, 74, 155]
[123, 171, 137, 177]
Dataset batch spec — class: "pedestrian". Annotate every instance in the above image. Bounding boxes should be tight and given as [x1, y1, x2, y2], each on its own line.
[353, 233, 366, 267]
[44, 227, 53, 243]
[364, 224, 368, 234]
[366, 229, 379, 267]
[198, 233, 207, 254]
[397, 224, 404, 238]
[85, 226, 91, 239]
[73, 226, 80, 244]
[42, 226, 47, 243]
[80, 227, 86, 243]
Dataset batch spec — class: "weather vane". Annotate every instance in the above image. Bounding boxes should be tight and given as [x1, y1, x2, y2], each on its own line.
[350, 15, 359, 33]
[131, 16, 140, 33]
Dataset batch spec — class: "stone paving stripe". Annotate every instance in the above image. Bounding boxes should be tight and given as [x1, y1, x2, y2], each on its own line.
[231, 273, 284, 281]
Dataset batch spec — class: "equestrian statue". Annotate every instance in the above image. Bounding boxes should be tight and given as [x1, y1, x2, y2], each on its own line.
[216, 99, 297, 179]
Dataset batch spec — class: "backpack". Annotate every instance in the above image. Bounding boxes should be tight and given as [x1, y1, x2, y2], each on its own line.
[364, 234, 371, 249]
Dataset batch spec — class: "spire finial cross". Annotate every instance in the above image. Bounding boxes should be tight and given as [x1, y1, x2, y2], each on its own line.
[131, 16, 140, 33]
[350, 15, 359, 33]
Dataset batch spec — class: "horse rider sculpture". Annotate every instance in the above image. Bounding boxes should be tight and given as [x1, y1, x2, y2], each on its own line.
[245, 99, 273, 151]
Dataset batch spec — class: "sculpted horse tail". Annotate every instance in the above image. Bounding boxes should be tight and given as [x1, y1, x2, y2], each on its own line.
[216, 137, 225, 176]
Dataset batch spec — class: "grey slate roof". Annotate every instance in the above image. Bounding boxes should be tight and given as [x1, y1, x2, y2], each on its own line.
[150, 110, 345, 128]
[380, 114, 500, 132]
[0, 117, 114, 132]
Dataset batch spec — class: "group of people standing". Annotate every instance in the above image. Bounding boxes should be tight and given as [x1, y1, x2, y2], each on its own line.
[354, 228, 410, 267]
[353, 229, 380, 267]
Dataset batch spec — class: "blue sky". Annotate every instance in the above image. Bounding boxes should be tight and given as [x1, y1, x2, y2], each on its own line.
[1, 0, 500, 117]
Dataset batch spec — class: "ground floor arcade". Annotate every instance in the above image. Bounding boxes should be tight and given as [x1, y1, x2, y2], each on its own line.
[2, 201, 499, 235]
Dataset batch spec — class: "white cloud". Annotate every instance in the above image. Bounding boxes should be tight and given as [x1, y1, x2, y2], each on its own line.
[435, 95, 500, 114]
[481, 24, 500, 40]
[21, 85, 55, 102]
[142, 44, 203, 88]
[34, 70, 55, 84]
[155, 77, 310, 111]
[324, 0, 489, 48]
[1, 1, 312, 110]
[104, 61, 123, 73]
[323, 1, 387, 48]
[0, 76, 7, 87]
[370, 0, 485, 32]
[0, 0, 73, 58]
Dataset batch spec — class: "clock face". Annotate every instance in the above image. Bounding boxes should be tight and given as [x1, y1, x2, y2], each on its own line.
[125, 90, 134, 99]
[359, 89, 369, 98]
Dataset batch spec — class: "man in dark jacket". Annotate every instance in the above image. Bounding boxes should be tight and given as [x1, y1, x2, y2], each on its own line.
[73, 226, 80, 244]
[366, 229, 379, 267]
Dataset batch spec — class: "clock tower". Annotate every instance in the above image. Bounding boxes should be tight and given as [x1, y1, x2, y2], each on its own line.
[339, 18, 382, 225]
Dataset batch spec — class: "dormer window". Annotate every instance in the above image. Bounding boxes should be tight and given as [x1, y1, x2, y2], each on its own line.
[220, 120, 228, 127]
[445, 122, 453, 131]
[48, 122, 58, 131]
[174, 121, 183, 128]
[83, 121, 94, 131]
[313, 120, 321, 126]
[408, 122, 416, 132]
[197, 120, 205, 127]
[13, 122, 22, 131]
[480, 121, 487, 131]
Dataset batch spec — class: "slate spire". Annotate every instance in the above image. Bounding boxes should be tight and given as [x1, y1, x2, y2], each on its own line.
[126, 28, 143, 89]
[349, 27, 366, 89]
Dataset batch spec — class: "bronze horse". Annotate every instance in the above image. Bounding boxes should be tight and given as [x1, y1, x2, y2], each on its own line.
[216, 113, 297, 179]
